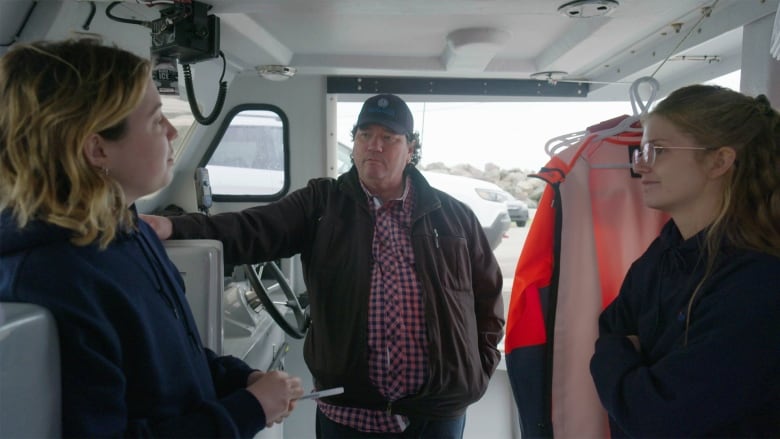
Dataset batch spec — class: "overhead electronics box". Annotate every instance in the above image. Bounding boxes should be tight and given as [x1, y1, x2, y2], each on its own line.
[150, 1, 219, 65]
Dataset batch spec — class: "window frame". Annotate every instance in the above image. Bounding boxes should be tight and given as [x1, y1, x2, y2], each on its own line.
[199, 103, 291, 202]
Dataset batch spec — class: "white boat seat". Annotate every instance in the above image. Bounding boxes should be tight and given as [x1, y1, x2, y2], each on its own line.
[163, 239, 224, 353]
[0, 302, 61, 438]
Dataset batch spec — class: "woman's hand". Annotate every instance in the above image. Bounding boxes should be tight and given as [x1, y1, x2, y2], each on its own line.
[246, 370, 304, 427]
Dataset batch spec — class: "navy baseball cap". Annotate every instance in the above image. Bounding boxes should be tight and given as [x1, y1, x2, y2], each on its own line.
[355, 94, 414, 135]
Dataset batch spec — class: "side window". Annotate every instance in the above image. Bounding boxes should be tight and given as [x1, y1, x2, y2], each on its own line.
[204, 106, 289, 199]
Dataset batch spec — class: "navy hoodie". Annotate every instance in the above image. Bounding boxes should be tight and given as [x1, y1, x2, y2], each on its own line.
[590, 220, 780, 437]
[0, 207, 267, 438]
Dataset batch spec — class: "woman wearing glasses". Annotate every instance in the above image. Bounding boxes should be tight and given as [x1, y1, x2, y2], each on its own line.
[590, 84, 780, 437]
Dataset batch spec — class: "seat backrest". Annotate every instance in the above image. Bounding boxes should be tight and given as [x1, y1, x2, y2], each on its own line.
[0, 302, 61, 438]
[163, 239, 224, 354]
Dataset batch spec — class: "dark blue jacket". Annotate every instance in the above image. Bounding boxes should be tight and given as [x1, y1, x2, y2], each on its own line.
[590, 220, 780, 437]
[0, 207, 266, 438]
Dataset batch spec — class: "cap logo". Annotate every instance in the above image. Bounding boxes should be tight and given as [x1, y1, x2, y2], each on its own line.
[356, 94, 412, 134]
[366, 101, 396, 117]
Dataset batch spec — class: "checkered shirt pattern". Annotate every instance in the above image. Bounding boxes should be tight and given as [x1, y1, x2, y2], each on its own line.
[317, 177, 428, 433]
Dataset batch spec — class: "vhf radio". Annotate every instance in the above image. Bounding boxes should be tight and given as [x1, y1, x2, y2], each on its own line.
[194, 167, 212, 214]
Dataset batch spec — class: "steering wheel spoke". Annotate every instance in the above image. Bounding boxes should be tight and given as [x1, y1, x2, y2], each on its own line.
[243, 262, 308, 339]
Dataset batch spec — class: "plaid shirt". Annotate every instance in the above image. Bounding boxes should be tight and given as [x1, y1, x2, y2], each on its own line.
[318, 176, 429, 433]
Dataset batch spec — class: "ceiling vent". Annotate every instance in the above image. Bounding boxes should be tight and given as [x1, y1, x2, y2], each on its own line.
[255, 65, 297, 81]
[558, 0, 619, 18]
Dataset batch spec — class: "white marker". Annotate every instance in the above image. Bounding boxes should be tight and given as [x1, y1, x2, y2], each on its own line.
[295, 387, 344, 401]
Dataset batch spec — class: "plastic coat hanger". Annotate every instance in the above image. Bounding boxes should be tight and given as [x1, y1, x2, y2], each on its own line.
[545, 129, 588, 157]
[542, 77, 659, 162]
[582, 76, 659, 169]
[590, 76, 659, 142]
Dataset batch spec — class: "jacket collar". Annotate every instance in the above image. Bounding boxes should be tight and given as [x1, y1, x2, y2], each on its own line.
[658, 220, 708, 273]
[338, 165, 443, 217]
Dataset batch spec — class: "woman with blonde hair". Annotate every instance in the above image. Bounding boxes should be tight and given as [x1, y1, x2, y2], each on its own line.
[590, 84, 780, 437]
[0, 38, 302, 438]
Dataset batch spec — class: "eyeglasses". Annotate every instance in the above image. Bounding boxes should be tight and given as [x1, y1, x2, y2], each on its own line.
[632, 142, 710, 172]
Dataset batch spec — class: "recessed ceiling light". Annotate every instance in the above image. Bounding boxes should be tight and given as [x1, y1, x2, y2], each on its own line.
[558, 0, 619, 18]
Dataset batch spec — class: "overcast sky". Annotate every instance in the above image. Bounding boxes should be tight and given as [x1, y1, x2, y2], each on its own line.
[337, 71, 741, 172]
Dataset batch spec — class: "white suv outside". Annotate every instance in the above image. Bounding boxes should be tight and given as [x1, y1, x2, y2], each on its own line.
[421, 171, 511, 250]
[337, 143, 510, 249]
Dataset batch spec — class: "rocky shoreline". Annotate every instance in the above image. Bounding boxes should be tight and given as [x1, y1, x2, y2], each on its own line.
[421, 162, 547, 207]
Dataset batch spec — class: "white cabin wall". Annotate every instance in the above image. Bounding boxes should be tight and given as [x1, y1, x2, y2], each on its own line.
[214, 72, 328, 209]
[741, 12, 780, 103]
[142, 71, 328, 215]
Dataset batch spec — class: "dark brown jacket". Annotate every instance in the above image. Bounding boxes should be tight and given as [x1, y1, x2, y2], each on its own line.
[170, 166, 505, 418]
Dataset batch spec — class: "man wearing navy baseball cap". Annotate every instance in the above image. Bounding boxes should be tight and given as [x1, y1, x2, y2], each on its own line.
[308, 93, 504, 438]
[152, 92, 504, 438]
[355, 93, 415, 135]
